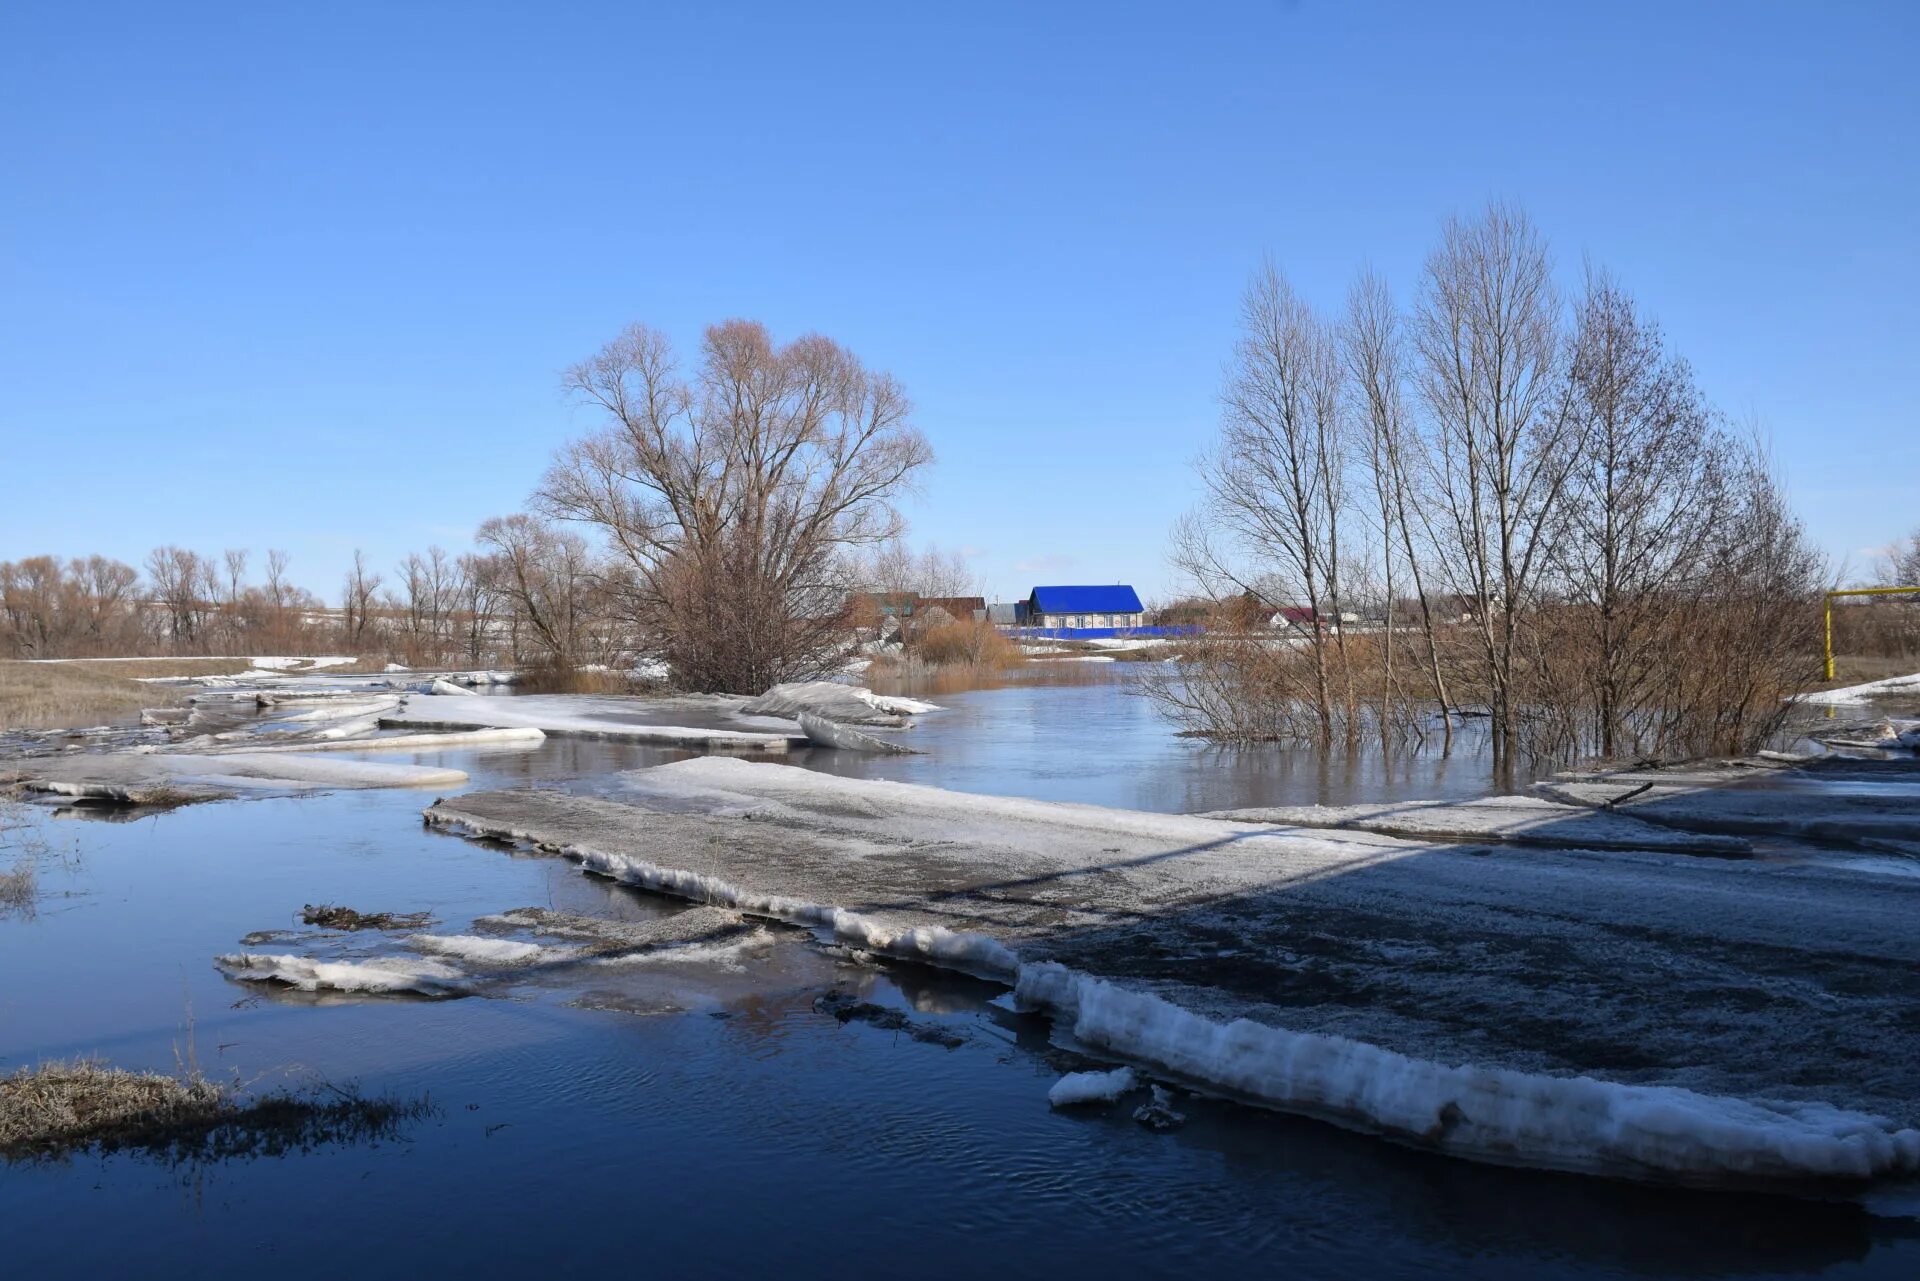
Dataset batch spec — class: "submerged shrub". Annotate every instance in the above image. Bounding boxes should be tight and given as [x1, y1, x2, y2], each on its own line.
[913, 619, 1022, 670]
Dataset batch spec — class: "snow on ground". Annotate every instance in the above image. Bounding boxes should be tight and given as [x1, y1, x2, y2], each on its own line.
[426, 757, 1920, 1186]
[1084, 638, 1173, 652]
[19, 654, 356, 669]
[1049, 1067, 1139, 1106]
[1802, 671, 1920, 706]
[246, 656, 357, 671]
[1207, 795, 1751, 855]
[215, 953, 465, 996]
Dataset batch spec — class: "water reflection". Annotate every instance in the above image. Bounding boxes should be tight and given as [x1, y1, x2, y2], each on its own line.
[817, 664, 1498, 813]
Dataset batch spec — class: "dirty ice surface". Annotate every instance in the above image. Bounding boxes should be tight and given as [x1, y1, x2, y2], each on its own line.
[429, 757, 1920, 1186]
[1206, 795, 1752, 855]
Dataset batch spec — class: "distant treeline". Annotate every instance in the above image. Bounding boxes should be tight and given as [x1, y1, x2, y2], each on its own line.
[0, 518, 633, 671]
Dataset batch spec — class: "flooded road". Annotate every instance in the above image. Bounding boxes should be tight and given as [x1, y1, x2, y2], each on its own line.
[4, 672, 1919, 1278]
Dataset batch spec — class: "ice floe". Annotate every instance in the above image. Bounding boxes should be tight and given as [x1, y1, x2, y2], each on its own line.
[1049, 1066, 1138, 1106]
[797, 711, 921, 754]
[216, 952, 465, 996]
[738, 680, 936, 726]
[380, 693, 801, 750]
[9, 750, 468, 800]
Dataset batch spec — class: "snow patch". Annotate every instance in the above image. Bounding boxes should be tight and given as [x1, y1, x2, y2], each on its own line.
[1803, 672, 1920, 706]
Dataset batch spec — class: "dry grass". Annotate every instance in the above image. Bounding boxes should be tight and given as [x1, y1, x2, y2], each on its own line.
[517, 663, 632, 694]
[40, 658, 256, 679]
[0, 1059, 431, 1164]
[0, 860, 33, 917]
[0, 662, 185, 731]
[911, 619, 1024, 670]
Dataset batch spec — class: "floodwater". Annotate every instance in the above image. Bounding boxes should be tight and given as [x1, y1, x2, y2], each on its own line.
[4, 671, 1919, 1279]
[827, 663, 1497, 811]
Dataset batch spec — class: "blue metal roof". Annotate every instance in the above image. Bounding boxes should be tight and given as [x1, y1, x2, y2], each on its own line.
[1028, 584, 1144, 615]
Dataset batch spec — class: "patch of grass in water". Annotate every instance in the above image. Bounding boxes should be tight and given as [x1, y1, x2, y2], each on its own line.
[0, 1059, 434, 1165]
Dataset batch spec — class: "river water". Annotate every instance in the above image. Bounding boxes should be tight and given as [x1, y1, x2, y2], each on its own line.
[3, 669, 1916, 1278]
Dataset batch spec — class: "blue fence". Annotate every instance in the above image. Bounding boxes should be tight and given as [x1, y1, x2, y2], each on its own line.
[998, 625, 1203, 641]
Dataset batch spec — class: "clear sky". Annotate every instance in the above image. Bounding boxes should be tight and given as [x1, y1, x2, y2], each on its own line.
[3, 1, 1915, 602]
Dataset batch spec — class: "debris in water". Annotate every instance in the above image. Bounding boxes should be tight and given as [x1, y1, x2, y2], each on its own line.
[301, 904, 433, 931]
[1132, 1085, 1187, 1131]
[813, 988, 967, 1047]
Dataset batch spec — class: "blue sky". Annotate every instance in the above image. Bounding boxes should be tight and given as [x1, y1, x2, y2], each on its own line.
[3, 1, 1915, 602]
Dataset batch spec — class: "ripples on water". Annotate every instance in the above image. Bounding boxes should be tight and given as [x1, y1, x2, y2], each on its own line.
[4, 672, 1918, 1278]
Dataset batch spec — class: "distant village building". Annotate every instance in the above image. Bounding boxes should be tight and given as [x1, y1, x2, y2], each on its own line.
[917, 596, 986, 623]
[1023, 584, 1145, 631]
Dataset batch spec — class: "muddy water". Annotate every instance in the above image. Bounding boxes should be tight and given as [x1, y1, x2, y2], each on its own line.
[4, 680, 1919, 1278]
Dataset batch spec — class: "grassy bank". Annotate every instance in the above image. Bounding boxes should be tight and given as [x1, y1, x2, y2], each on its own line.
[0, 662, 201, 731]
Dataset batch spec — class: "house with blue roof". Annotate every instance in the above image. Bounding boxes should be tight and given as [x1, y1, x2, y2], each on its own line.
[1024, 584, 1145, 631]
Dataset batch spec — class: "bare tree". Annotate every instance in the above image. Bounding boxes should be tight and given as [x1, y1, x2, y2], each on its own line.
[858, 540, 978, 600]
[540, 319, 931, 692]
[1344, 268, 1451, 745]
[1176, 263, 1347, 736]
[146, 547, 212, 650]
[455, 552, 499, 665]
[1548, 269, 1731, 757]
[474, 515, 603, 668]
[341, 549, 383, 653]
[1412, 203, 1583, 771]
[1883, 528, 1920, 587]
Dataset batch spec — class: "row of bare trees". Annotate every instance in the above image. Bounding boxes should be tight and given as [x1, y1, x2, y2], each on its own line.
[1153, 203, 1827, 768]
[0, 522, 632, 671]
[6, 321, 929, 691]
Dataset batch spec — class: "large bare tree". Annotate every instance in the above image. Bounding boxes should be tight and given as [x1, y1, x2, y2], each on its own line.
[1548, 269, 1730, 756]
[1344, 268, 1453, 744]
[1176, 263, 1349, 735]
[540, 319, 931, 693]
[1413, 203, 1583, 770]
